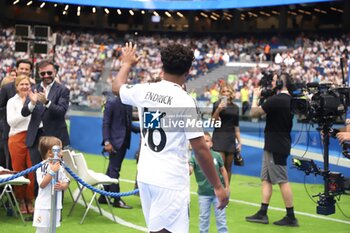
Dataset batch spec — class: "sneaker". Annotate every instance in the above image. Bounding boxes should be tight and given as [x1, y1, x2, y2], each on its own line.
[246, 212, 269, 224]
[273, 216, 299, 227]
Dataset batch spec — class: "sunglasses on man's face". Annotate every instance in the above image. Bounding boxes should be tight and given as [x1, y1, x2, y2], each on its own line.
[39, 71, 53, 76]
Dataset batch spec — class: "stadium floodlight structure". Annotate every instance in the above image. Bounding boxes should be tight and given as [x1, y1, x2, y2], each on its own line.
[41, 0, 335, 10]
[15, 24, 50, 55]
[14, 24, 59, 80]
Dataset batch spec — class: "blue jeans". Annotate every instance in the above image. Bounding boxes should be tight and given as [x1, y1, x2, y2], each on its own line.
[198, 195, 228, 233]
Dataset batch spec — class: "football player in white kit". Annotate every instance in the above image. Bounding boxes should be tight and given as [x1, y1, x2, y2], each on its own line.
[113, 42, 229, 233]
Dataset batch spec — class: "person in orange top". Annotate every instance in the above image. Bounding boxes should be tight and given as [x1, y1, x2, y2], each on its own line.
[264, 44, 271, 61]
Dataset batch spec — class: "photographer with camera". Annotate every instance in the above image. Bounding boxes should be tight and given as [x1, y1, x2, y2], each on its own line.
[246, 73, 299, 227]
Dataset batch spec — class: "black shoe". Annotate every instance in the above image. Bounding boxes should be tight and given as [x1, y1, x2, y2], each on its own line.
[98, 196, 108, 204]
[273, 216, 299, 227]
[113, 200, 133, 209]
[246, 212, 269, 224]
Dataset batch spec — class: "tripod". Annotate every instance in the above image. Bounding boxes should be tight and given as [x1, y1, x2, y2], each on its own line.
[315, 123, 336, 215]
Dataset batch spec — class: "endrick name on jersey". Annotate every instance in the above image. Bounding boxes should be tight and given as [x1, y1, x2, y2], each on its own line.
[144, 91, 173, 105]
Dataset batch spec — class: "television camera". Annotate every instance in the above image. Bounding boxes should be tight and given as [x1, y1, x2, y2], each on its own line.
[258, 71, 275, 105]
[290, 82, 350, 126]
[290, 82, 350, 215]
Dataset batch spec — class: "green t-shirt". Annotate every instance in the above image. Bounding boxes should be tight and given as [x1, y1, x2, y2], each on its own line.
[189, 150, 225, 196]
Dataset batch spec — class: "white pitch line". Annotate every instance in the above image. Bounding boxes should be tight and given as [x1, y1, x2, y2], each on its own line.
[72, 189, 148, 232]
[74, 179, 350, 230]
[121, 179, 350, 225]
[189, 191, 350, 225]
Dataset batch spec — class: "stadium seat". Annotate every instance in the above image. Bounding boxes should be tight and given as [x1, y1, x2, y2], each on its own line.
[0, 171, 30, 225]
[61, 150, 88, 216]
[72, 152, 118, 224]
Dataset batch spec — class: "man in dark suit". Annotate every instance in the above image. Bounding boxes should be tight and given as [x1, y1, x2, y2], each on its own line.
[98, 93, 139, 209]
[22, 60, 70, 167]
[0, 59, 33, 169]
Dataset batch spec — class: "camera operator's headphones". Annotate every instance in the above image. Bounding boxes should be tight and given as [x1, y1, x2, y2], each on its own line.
[275, 72, 292, 91]
[275, 74, 284, 90]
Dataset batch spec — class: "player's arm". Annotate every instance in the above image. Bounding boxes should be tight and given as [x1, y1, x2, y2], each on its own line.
[112, 42, 139, 96]
[219, 166, 230, 193]
[190, 136, 229, 209]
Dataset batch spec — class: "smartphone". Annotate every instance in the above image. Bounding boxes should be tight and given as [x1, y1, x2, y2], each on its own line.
[221, 96, 228, 105]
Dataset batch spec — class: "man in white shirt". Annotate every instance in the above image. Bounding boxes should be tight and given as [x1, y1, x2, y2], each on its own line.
[112, 42, 229, 233]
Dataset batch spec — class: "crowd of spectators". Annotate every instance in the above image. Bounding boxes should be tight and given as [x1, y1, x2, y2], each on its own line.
[107, 35, 232, 86]
[0, 27, 16, 78]
[1, 25, 350, 111]
[54, 32, 111, 107]
[199, 34, 350, 115]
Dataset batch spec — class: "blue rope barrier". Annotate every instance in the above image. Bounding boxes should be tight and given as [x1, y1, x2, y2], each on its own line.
[63, 162, 139, 197]
[0, 162, 45, 184]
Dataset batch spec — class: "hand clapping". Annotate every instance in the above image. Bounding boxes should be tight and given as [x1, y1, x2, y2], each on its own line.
[29, 89, 38, 105]
[37, 92, 47, 104]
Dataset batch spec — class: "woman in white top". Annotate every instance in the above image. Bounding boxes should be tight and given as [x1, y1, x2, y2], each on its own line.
[7, 75, 35, 214]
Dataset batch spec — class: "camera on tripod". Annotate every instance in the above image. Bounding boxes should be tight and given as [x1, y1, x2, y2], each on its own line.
[290, 81, 350, 215]
[291, 82, 350, 159]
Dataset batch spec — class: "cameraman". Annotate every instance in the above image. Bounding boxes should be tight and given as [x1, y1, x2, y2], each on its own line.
[246, 73, 299, 227]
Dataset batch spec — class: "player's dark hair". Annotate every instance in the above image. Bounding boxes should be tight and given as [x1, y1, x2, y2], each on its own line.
[160, 44, 194, 76]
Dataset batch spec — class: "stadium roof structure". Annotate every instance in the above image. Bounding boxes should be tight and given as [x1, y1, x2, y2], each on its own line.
[42, 0, 335, 10]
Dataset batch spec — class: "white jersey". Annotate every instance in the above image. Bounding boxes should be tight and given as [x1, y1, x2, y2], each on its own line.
[120, 80, 203, 190]
[34, 163, 69, 210]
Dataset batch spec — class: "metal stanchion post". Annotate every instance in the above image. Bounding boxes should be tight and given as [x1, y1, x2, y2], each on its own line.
[49, 145, 61, 233]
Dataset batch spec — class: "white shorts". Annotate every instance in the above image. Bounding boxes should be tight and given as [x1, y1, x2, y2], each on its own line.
[138, 182, 190, 233]
[33, 209, 61, 228]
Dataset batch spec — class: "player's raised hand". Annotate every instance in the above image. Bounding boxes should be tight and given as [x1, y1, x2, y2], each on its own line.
[121, 42, 140, 66]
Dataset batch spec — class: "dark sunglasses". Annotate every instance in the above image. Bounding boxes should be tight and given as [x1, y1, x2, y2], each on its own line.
[39, 71, 53, 76]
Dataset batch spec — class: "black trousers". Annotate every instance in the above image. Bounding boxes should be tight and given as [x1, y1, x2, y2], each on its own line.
[103, 145, 127, 202]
